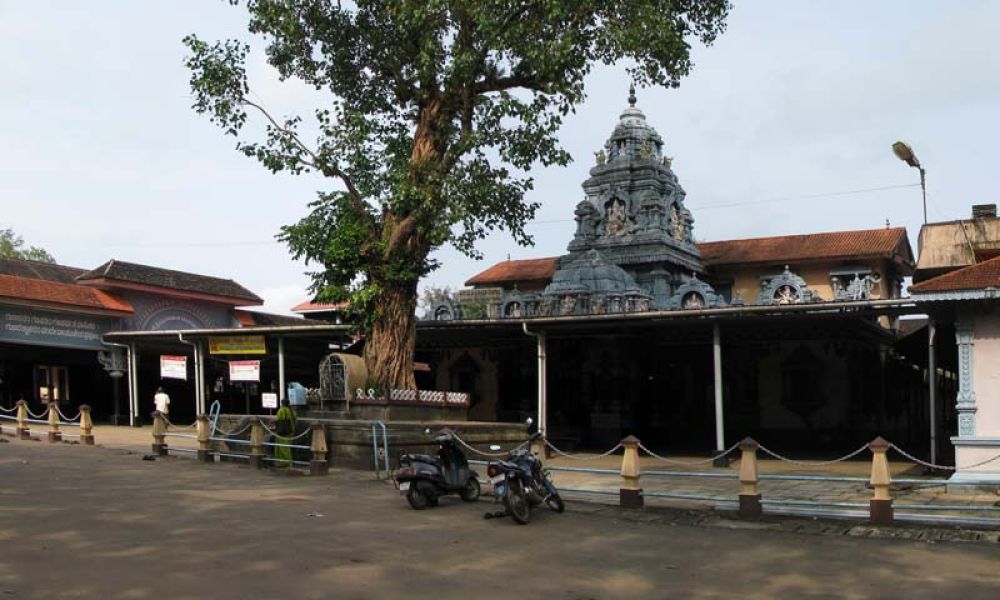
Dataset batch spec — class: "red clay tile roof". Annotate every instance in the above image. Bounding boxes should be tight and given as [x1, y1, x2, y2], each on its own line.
[77, 260, 262, 304]
[0, 274, 134, 314]
[290, 300, 348, 313]
[696, 227, 912, 268]
[910, 255, 1000, 293]
[464, 257, 559, 286]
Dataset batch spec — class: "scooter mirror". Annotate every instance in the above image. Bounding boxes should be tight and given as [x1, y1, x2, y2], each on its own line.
[525, 417, 534, 428]
[489, 444, 501, 451]
[424, 427, 431, 435]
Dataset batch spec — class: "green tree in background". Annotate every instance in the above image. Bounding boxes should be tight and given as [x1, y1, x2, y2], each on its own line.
[0, 228, 55, 263]
[184, 0, 731, 390]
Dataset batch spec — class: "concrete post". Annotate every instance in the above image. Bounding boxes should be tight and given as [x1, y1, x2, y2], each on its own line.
[151, 411, 167, 455]
[737, 437, 761, 517]
[15, 399, 29, 439]
[619, 435, 643, 508]
[250, 420, 265, 469]
[79, 405, 94, 445]
[530, 434, 546, 460]
[196, 415, 212, 463]
[869, 437, 893, 525]
[47, 402, 61, 443]
[310, 423, 329, 476]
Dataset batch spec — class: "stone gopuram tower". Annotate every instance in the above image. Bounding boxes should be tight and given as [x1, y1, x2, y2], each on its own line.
[543, 86, 712, 312]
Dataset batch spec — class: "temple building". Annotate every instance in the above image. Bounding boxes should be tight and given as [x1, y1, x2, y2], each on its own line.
[416, 89, 950, 464]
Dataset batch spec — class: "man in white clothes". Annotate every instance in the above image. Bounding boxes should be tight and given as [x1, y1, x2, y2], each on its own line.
[154, 386, 171, 415]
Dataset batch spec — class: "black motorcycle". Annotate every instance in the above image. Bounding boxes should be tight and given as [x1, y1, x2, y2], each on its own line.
[396, 429, 481, 510]
[487, 431, 565, 524]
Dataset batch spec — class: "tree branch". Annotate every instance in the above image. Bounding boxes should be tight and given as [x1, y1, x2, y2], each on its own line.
[242, 98, 377, 233]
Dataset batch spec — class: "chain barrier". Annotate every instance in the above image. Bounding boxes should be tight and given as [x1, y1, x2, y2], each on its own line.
[257, 418, 277, 436]
[450, 432, 518, 457]
[212, 422, 253, 437]
[756, 442, 869, 466]
[163, 415, 197, 429]
[638, 441, 742, 466]
[25, 406, 47, 419]
[545, 440, 623, 460]
[889, 443, 1000, 471]
[0, 405, 17, 414]
[55, 406, 80, 422]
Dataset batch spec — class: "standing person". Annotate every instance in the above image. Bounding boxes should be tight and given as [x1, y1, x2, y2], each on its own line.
[154, 386, 171, 416]
[274, 398, 296, 466]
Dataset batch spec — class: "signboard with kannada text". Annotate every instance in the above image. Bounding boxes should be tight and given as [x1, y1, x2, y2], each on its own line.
[160, 355, 188, 380]
[0, 306, 115, 351]
[229, 360, 261, 382]
[262, 392, 278, 409]
[209, 335, 266, 355]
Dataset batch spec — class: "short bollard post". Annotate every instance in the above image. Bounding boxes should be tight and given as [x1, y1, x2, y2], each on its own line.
[250, 420, 265, 469]
[47, 402, 62, 443]
[868, 437, 893, 525]
[619, 435, 643, 509]
[79, 405, 95, 445]
[737, 437, 762, 517]
[15, 399, 29, 439]
[151, 411, 167, 455]
[310, 423, 329, 476]
[196, 415, 212, 463]
[530, 433, 546, 460]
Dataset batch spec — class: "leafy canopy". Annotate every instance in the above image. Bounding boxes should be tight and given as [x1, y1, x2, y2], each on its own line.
[184, 0, 732, 318]
[0, 228, 55, 263]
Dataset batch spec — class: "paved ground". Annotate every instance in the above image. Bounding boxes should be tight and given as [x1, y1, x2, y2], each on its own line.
[2, 436, 1000, 599]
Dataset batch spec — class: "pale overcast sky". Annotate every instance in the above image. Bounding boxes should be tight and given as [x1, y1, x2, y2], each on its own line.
[3, 2, 999, 314]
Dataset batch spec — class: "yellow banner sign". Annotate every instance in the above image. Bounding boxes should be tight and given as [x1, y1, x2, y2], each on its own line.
[208, 335, 266, 355]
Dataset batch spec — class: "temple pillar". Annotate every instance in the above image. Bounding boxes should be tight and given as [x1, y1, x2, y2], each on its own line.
[712, 322, 727, 466]
[949, 313, 1000, 490]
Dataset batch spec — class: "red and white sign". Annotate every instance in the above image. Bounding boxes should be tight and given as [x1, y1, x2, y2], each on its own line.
[229, 360, 260, 382]
[160, 356, 187, 380]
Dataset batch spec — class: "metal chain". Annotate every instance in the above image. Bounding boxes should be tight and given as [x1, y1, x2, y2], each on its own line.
[26, 407, 47, 419]
[638, 441, 742, 466]
[55, 406, 80, 422]
[212, 422, 253, 437]
[888, 442, 1000, 471]
[163, 415, 197, 429]
[545, 440, 622, 460]
[756, 443, 869, 466]
[451, 433, 518, 457]
[0, 405, 17, 414]
[257, 418, 277, 435]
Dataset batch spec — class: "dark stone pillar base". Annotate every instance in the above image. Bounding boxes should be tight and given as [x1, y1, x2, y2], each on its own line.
[48, 432, 61, 443]
[197, 449, 213, 463]
[81, 435, 95, 446]
[620, 488, 643, 509]
[250, 454, 263, 469]
[870, 499, 893, 525]
[311, 459, 329, 476]
[17, 428, 29, 440]
[739, 494, 762, 517]
[152, 443, 167, 456]
[712, 455, 731, 468]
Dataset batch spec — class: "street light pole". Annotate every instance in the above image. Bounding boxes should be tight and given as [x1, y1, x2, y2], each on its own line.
[892, 140, 926, 224]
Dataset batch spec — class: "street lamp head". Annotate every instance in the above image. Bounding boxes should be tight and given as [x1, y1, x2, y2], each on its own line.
[892, 141, 921, 169]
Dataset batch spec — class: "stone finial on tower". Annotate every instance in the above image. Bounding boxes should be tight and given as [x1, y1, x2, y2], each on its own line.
[628, 83, 637, 107]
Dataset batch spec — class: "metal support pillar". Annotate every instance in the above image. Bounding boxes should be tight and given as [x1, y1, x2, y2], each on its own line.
[712, 323, 727, 467]
[278, 336, 287, 402]
[928, 320, 937, 466]
[522, 323, 547, 437]
[128, 343, 138, 427]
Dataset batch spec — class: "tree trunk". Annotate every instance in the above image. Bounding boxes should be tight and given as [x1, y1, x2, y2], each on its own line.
[365, 278, 419, 393]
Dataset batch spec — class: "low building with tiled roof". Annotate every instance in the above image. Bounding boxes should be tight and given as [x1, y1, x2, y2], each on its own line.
[910, 255, 1000, 297]
[76, 259, 262, 305]
[464, 257, 559, 290]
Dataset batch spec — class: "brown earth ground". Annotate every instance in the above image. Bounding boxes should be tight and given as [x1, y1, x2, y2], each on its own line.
[2, 435, 1000, 599]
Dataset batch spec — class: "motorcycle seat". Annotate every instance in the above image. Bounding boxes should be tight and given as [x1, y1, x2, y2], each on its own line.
[407, 453, 441, 468]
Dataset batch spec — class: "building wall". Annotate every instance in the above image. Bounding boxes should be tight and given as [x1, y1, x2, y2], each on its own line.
[434, 348, 499, 422]
[973, 308, 1000, 441]
[713, 259, 890, 304]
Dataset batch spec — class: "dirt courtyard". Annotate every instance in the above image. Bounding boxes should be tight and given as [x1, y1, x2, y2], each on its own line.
[1, 439, 999, 599]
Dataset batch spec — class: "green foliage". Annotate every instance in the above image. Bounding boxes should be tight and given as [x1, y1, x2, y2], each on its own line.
[418, 285, 454, 317]
[184, 0, 731, 382]
[0, 228, 55, 263]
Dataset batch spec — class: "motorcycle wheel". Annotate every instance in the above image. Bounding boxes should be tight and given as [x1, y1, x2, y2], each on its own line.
[406, 484, 429, 510]
[545, 493, 565, 513]
[504, 479, 531, 525]
[460, 477, 481, 502]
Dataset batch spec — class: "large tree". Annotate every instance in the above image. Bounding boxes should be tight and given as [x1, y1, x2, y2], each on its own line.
[0, 228, 55, 263]
[185, 0, 731, 391]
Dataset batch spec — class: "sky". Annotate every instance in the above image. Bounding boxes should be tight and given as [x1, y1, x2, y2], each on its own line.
[2, 1, 999, 315]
